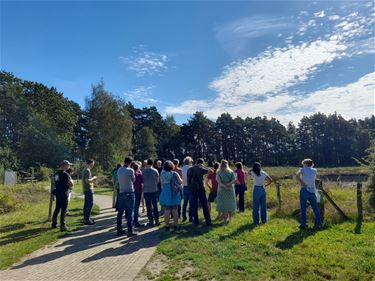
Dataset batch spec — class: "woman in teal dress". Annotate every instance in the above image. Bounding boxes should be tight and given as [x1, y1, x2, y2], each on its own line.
[160, 160, 183, 231]
[216, 160, 237, 224]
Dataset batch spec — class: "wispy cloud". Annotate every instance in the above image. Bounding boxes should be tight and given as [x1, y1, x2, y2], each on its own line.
[215, 15, 292, 56]
[120, 47, 168, 77]
[166, 3, 375, 124]
[124, 85, 159, 104]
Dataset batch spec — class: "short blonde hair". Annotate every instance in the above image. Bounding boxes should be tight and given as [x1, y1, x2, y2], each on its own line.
[302, 158, 314, 167]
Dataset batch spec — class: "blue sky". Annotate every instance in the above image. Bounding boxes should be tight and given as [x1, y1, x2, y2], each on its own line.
[1, 0, 374, 124]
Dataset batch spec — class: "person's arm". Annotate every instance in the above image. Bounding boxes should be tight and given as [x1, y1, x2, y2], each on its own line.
[131, 171, 135, 183]
[205, 174, 212, 190]
[296, 170, 305, 186]
[225, 173, 236, 188]
[265, 175, 273, 187]
[176, 172, 183, 184]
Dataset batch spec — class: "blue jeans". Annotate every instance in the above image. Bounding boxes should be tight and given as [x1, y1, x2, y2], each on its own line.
[300, 187, 322, 227]
[133, 191, 142, 224]
[182, 186, 192, 220]
[253, 186, 267, 224]
[144, 192, 159, 224]
[190, 188, 211, 226]
[117, 192, 135, 232]
[83, 190, 94, 220]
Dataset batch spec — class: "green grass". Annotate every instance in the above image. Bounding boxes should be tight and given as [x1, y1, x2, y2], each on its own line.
[145, 174, 375, 281]
[0, 184, 99, 269]
[155, 218, 375, 281]
[73, 181, 114, 197]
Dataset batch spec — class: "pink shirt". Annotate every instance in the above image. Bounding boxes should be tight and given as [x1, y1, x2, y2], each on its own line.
[235, 169, 246, 185]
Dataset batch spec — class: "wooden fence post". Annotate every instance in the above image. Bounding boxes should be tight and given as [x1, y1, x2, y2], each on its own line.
[276, 182, 282, 209]
[355, 182, 363, 234]
[47, 175, 55, 221]
[316, 180, 325, 224]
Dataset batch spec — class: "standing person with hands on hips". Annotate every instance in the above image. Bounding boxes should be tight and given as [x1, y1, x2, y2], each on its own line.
[296, 158, 322, 230]
[250, 162, 272, 225]
[82, 159, 97, 225]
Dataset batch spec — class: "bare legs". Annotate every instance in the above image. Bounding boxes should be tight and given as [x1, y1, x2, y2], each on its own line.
[164, 208, 179, 229]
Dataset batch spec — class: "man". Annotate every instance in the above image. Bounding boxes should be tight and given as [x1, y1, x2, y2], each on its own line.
[82, 159, 97, 225]
[187, 158, 212, 226]
[117, 156, 137, 237]
[181, 156, 193, 222]
[52, 160, 73, 232]
[142, 158, 160, 226]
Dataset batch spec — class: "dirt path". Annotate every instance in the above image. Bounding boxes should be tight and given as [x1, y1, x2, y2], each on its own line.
[0, 194, 160, 281]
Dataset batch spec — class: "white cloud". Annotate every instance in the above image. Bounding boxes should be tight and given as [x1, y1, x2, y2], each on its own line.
[120, 48, 168, 77]
[209, 38, 347, 103]
[314, 10, 326, 18]
[328, 15, 340, 21]
[293, 72, 375, 120]
[124, 86, 159, 104]
[166, 5, 374, 124]
[166, 72, 375, 124]
[215, 15, 291, 56]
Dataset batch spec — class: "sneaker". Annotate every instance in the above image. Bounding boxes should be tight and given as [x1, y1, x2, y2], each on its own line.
[182, 217, 187, 222]
[89, 218, 96, 224]
[155, 220, 160, 226]
[84, 219, 95, 225]
[127, 231, 137, 237]
[51, 223, 57, 229]
[60, 225, 70, 232]
[117, 230, 126, 236]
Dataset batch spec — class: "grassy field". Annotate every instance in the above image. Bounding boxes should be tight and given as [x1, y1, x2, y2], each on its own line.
[0, 183, 99, 269]
[138, 166, 375, 281]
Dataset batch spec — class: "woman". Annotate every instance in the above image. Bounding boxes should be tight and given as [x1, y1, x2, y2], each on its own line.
[159, 160, 183, 231]
[234, 162, 247, 212]
[249, 162, 272, 225]
[132, 162, 144, 227]
[216, 160, 237, 224]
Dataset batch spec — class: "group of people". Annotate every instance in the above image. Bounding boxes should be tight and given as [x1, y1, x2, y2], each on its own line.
[51, 156, 322, 235]
[51, 159, 97, 231]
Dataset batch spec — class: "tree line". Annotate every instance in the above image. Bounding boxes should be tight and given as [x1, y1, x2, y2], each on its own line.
[1, 71, 374, 173]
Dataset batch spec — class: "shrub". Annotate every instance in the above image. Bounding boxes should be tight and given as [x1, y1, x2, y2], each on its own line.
[35, 166, 53, 181]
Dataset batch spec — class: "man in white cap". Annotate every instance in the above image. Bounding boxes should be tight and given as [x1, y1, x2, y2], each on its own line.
[52, 160, 73, 231]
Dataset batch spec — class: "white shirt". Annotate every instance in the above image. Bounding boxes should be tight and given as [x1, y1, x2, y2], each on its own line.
[251, 171, 269, 186]
[181, 165, 191, 186]
[299, 167, 317, 193]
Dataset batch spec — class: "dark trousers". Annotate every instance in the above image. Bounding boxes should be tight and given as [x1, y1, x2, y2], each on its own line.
[134, 191, 142, 224]
[190, 188, 211, 226]
[235, 184, 246, 212]
[182, 186, 192, 220]
[83, 190, 94, 220]
[52, 193, 68, 227]
[117, 192, 135, 233]
[144, 192, 159, 224]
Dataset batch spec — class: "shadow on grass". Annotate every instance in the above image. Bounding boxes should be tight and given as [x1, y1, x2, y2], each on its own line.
[0, 223, 25, 234]
[218, 223, 258, 241]
[276, 229, 318, 250]
[0, 227, 51, 246]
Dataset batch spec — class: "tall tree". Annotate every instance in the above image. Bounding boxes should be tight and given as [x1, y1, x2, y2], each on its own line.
[85, 82, 133, 170]
[135, 127, 157, 160]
